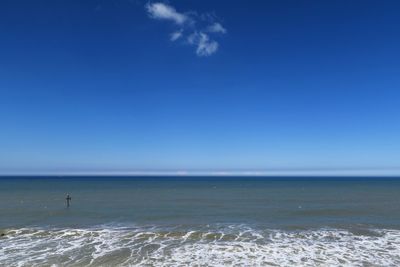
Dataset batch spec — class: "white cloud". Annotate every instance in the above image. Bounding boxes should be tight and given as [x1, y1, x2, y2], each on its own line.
[207, 22, 227, 34]
[146, 2, 188, 25]
[170, 30, 183, 41]
[188, 32, 219, 56]
[145, 2, 226, 56]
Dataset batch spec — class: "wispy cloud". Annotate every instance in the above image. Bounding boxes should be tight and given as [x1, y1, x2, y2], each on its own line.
[188, 32, 219, 57]
[170, 30, 183, 41]
[146, 2, 188, 25]
[207, 22, 227, 34]
[145, 2, 226, 57]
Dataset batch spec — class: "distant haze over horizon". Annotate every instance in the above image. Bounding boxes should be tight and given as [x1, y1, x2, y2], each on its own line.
[2, 168, 400, 177]
[1, 0, 399, 174]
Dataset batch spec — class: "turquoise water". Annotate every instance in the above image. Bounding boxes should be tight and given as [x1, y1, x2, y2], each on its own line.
[1, 177, 400, 266]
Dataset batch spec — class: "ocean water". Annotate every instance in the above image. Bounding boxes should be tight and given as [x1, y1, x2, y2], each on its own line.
[1, 176, 400, 266]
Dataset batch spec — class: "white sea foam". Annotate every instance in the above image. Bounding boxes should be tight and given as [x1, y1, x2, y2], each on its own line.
[1, 225, 400, 266]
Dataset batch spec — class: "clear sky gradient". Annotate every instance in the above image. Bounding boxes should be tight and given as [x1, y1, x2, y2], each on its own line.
[1, 0, 399, 175]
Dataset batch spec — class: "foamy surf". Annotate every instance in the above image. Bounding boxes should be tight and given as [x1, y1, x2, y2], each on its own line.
[1, 225, 400, 266]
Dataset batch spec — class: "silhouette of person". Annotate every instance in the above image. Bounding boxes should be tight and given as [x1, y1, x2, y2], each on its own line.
[66, 194, 72, 207]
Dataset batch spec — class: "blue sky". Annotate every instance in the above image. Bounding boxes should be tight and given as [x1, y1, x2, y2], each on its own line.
[1, 0, 400, 175]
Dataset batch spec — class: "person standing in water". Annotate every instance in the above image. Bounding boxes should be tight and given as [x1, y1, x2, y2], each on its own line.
[66, 194, 72, 207]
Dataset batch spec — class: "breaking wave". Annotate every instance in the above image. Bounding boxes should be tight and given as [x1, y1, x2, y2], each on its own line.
[1, 224, 400, 266]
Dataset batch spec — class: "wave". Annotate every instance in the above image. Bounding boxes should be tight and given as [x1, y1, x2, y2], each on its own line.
[1, 224, 400, 266]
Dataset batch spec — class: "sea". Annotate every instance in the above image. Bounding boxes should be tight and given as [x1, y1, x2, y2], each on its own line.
[0, 176, 400, 266]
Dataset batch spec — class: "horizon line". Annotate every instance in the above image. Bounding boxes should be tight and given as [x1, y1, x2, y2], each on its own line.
[1, 169, 400, 177]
